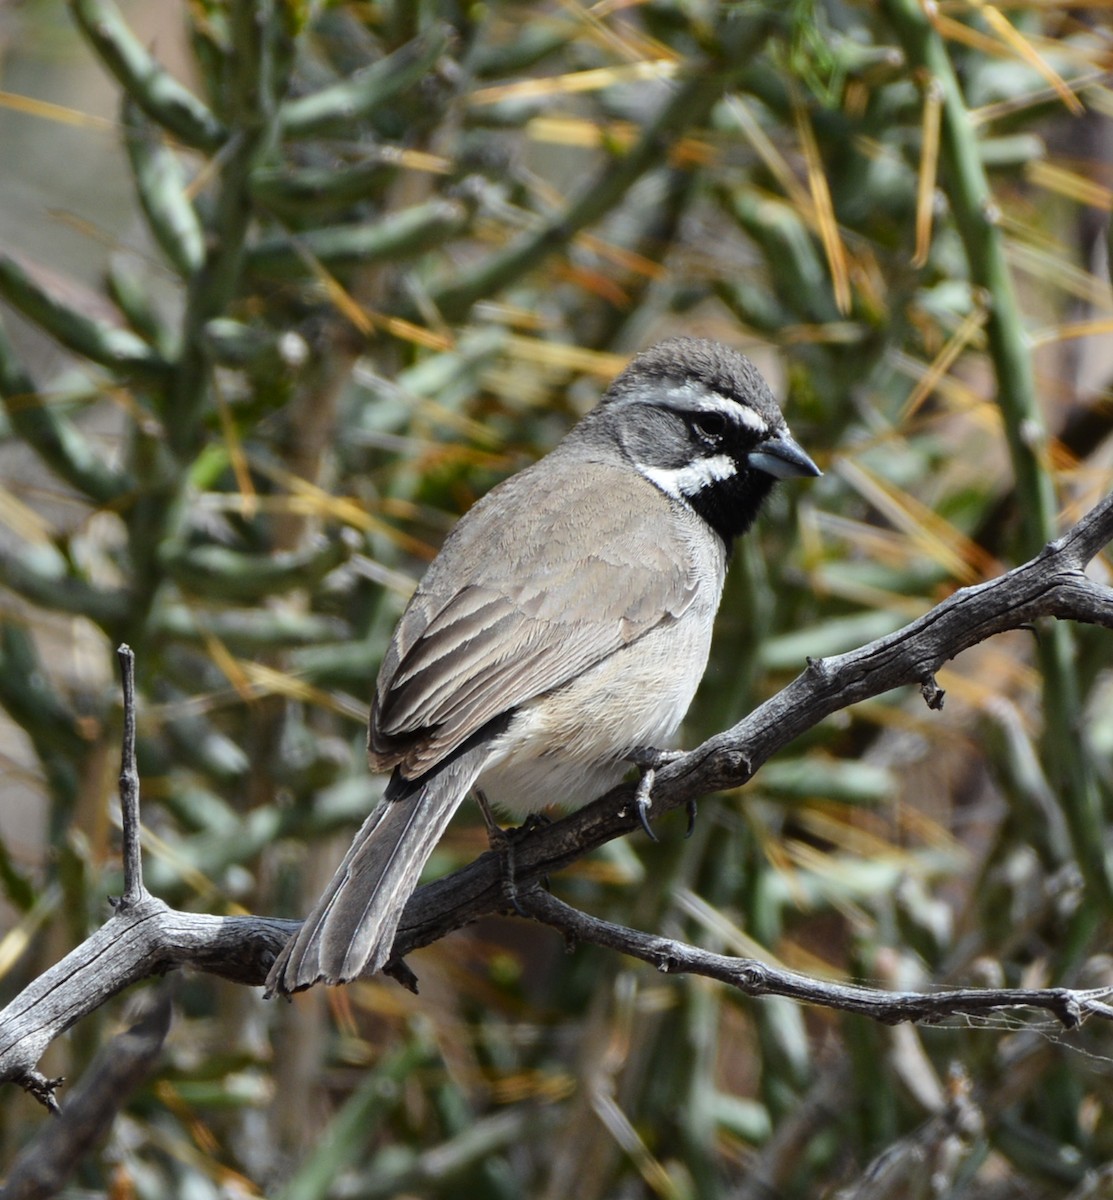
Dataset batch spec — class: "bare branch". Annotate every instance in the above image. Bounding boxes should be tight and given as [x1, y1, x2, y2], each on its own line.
[389, 490, 1113, 959]
[515, 888, 1113, 1029]
[2, 490, 1112, 1106]
[0, 894, 297, 1108]
[2, 986, 172, 1200]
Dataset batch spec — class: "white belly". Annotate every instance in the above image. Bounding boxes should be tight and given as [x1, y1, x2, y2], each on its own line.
[475, 612, 716, 817]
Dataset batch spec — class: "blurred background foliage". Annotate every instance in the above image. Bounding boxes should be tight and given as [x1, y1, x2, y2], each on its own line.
[0, 0, 1112, 1195]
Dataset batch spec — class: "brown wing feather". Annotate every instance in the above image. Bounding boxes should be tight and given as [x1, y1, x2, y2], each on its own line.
[369, 455, 710, 777]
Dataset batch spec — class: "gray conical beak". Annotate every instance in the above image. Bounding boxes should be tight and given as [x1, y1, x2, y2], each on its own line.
[746, 430, 821, 480]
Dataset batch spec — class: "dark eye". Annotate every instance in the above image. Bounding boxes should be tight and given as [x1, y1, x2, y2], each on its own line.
[691, 411, 727, 442]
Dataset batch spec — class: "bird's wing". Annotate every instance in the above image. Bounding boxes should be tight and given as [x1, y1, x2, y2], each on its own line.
[369, 456, 718, 778]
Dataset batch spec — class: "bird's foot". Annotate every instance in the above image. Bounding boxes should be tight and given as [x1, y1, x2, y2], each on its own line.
[626, 748, 689, 841]
[475, 790, 549, 916]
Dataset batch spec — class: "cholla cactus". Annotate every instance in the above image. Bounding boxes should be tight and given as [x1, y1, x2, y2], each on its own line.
[1, 1, 1111, 1195]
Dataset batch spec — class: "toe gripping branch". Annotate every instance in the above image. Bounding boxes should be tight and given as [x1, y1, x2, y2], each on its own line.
[627, 748, 692, 842]
[475, 790, 552, 917]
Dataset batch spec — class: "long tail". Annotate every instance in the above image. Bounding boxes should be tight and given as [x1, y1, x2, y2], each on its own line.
[266, 747, 487, 994]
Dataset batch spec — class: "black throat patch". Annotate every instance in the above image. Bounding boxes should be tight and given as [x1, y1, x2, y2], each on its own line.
[685, 467, 778, 552]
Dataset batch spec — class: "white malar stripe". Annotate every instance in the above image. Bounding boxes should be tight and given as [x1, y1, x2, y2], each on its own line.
[639, 453, 737, 499]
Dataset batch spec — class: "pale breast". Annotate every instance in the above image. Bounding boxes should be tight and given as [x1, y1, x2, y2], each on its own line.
[476, 509, 726, 816]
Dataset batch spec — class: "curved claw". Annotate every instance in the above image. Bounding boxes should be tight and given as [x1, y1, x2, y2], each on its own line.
[627, 746, 688, 841]
[636, 789, 660, 842]
[685, 799, 698, 838]
[633, 767, 660, 842]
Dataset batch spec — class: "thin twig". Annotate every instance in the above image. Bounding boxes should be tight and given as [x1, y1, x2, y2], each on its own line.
[116, 644, 147, 909]
[517, 888, 1113, 1029]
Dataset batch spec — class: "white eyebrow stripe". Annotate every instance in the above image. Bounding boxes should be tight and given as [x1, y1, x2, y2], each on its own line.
[716, 398, 768, 434]
[663, 383, 770, 435]
[637, 453, 737, 499]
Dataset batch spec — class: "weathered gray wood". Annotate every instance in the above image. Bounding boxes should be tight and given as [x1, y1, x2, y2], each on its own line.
[2, 489, 1112, 1111]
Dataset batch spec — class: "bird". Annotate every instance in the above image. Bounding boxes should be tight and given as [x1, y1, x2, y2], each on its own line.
[266, 337, 820, 994]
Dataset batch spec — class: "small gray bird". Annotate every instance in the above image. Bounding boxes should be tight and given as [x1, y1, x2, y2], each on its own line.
[267, 337, 819, 994]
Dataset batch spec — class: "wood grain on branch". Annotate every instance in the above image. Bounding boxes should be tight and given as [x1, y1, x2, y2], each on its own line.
[2, 489, 1112, 1108]
[2, 988, 172, 1200]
